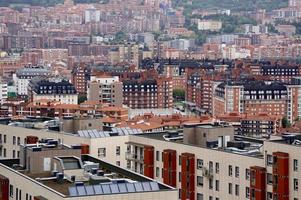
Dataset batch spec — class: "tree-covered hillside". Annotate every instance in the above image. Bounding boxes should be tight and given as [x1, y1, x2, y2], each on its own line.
[0, 0, 107, 7]
[173, 0, 288, 12]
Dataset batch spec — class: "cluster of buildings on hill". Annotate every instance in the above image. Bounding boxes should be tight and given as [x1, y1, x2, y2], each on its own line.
[1, 0, 301, 199]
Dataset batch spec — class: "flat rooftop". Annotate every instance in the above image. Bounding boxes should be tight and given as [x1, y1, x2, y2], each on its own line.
[1, 155, 174, 197]
[136, 131, 264, 158]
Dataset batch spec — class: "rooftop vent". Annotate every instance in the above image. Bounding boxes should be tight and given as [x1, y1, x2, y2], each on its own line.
[56, 173, 64, 184]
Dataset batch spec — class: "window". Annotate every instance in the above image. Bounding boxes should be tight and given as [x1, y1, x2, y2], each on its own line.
[4, 135, 6, 143]
[235, 184, 239, 196]
[116, 146, 120, 156]
[13, 150, 15, 158]
[245, 169, 250, 180]
[13, 136, 16, 145]
[156, 151, 160, 161]
[156, 167, 160, 178]
[197, 159, 203, 169]
[228, 183, 232, 194]
[179, 155, 182, 165]
[98, 148, 106, 158]
[228, 165, 233, 176]
[267, 192, 273, 200]
[197, 176, 203, 187]
[9, 185, 13, 197]
[267, 154, 273, 166]
[3, 148, 6, 157]
[116, 161, 120, 166]
[235, 166, 239, 177]
[179, 172, 181, 182]
[209, 196, 213, 200]
[215, 162, 219, 174]
[209, 161, 213, 174]
[215, 180, 219, 191]
[294, 159, 298, 171]
[246, 187, 250, 199]
[197, 193, 203, 200]
[294, 179, 299, 191]
[267, 173, 273, 185]
[17, 137, 20, 145]
[209, 178, 213, 190]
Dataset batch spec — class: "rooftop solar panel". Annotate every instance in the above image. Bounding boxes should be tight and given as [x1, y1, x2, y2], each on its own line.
[150, 182, 160, 191]
[101, 184, 111, 194]
[68, 187, 78, 197]
[94, 131, 101, 138]
[126, 183, 136, 193]
[110, 184, 120, 194]
[134, 182, 143, 192]
[93, 185, 103, 194]
[104, 131, 110, 137]
[83, 130, 90, 138]
[118, 183, 128, 193]
[85, 185, 95, 195]
[142, 182, 151, 191]
[89, 130, 96, 138]
[76, 186, 87, 196]
[98, 131, 105, 138]
[78, 130, 85, 137]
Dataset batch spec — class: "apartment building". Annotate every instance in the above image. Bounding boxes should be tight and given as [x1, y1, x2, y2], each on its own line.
[0, 80, 7, 103]
[87, 74, 123, 107]
[186, 72, 200, 108]
[1, 123, 301, 200]
[109, 44, 139, 68]
[28, 78, 78, 105]
[71, 63, 91, 95]
[213, 80, 301, 123]
[123, 76, 173, 109]
[13, 66, 51, 96]
[197, 20, 223, 32]
[249, 64, 301, 83]
[218, 112, 282, 137]
[0, 139, 176, 200]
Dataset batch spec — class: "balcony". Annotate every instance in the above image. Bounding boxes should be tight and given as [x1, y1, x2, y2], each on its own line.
[125, 152, 144, 163]
[202, 167, 213, 178]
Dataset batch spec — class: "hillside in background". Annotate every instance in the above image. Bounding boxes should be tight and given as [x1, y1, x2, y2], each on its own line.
[0, 0, 107, 7]
[173, 0, 288, 12]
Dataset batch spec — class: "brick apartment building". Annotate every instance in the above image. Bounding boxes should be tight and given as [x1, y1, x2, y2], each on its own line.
[123, 76, 173, 109]
[213, 79, 301, 123]
[71, 63, 91, 94]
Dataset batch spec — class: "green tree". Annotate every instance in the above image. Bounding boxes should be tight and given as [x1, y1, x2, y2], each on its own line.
[78, 94, 87, 104]
[282, 117, 291, 128]
[173, 89, 185, 102]
[114, 31, 127, 43]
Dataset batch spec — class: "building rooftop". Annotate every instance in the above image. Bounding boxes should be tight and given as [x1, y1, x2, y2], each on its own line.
[136, 124, 264, 158]
[0, 146, 174, 198]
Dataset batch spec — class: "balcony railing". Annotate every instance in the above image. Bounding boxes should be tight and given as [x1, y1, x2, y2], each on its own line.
[125, 152, 144, 162]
